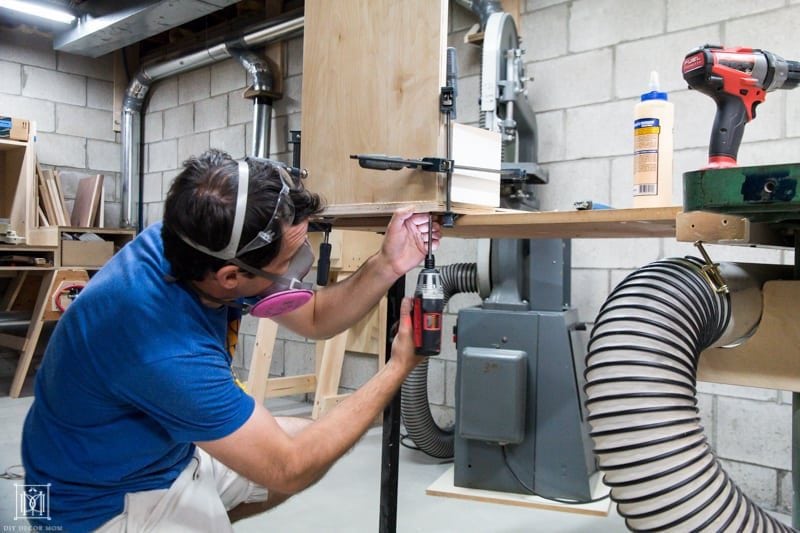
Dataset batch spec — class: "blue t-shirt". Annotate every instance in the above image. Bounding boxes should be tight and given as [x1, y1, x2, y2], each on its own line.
[21, 222, 255, 531]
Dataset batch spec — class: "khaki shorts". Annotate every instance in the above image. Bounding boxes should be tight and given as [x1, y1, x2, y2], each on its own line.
[96, 448, 267, 533]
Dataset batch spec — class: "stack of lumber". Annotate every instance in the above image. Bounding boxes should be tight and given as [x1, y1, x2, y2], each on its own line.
[36, 161, 104, 228]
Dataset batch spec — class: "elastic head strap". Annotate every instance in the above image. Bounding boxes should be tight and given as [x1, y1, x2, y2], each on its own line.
[176, 160, 250, 260]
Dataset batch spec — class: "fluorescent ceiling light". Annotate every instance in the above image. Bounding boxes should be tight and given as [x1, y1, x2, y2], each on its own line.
[1, 0, 76, 24]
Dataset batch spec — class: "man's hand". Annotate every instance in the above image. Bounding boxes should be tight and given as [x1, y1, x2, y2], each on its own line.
[379, 207, 442, 278]
[391, 297, 424, 372]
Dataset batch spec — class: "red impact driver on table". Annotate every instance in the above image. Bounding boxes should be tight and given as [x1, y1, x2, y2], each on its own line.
[682, 45, 800, 169]
[412, 214, 444, 356]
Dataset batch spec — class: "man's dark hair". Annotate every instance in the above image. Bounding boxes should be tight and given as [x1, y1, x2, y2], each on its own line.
[162, 149, 324, 281]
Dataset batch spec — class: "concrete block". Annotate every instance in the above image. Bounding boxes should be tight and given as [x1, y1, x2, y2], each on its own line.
[178, 68, 210, 105]
[520, 5, 568, 61]
[0, 31, 55, 69]
[269, 115, 288, 156]
[195, 95, 227, 132]
[210, 125, 245, 160]
[22, 66, 85, 106]
[210, 58, 247, 96]
[696, 392, 715, 448]
[778, 470, 792, 514]
[738, 92, 783, 144]
[142, 172, 162, 203]
[228, 89, 253, 125]
[148, 139, 178, 173]
[450, 0, 476, 32]
[447, 30, 481, 79]
[445, 360, 456, 407]
[148, 78, 178, 112]
[671, 147, 708, 199]
[276, 325, 310, 343]
[737, 138, 800, 168]
[456, 74, 481, 125]
[435, 236, 477, 266]
[660, 89, 712, 151]
[144, 112, 163, 143]
[36, 132, 85, 167]
[527, 0, 567, 10]
[615, 26, 721, 98]
[56, 104, 115, 141]
[565, 99, 632, 159]
[87, 140, 120, 173]
[240, 315, 258, 336]
[789, 91, 800, 138]
[715, 396, 790, 470]
[537, 158, 610, 211]
[572, 237, 661, 269]
[0, 94, 54, 132]
[430, 404, 455, 430]
[570, 268, 609, 323]
[287, 36, 304, 77]
[87, 79, 113, 111]
[609, 155, 634, 209]
[697, 382, 778, 402]
[426, 358, 446, 405]
[144, 202, 164, 228]
[726, 7, 800, 60]
[269, 340, 286, 377]
[536, 110, 566, 163]
[719, 458, 778, 511]
[283, 340, 316, 376]
[272, 75, 302, 117]
[57, 51, 113, 81]
[0, 61, 21, 94]
[178, 133, 210, 167]
[609, 268, 636, 292]
[529, 49, 612, 112]
[341, 353, 379, 390]
[160, 169, 177, 199]
[569, 0, 663, 53]
[668, 0, 785, 33]
[163, 104, 194, 140]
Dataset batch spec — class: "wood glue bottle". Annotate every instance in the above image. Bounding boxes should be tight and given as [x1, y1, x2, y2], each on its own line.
[633, 71, 674, 207]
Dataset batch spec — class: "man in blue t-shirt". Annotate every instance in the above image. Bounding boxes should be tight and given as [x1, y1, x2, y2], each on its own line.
[21, 150, 441, 531]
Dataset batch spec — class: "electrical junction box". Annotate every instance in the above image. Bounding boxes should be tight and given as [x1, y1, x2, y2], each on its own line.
[458, 347, 527, 444]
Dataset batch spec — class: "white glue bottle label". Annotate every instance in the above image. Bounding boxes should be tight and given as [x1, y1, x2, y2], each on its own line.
[633, 71, 674, 208]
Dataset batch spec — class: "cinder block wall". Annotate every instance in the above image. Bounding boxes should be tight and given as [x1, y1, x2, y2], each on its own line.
[0, 31, 122, 224]
[2, 0, 798, 514]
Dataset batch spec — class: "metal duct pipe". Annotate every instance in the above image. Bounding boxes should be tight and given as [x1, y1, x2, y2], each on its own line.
[584, 258, 793, 531]
[453, 0, 503, 30]
[120, 16, 304, 229]
[228, 47, 279, 159]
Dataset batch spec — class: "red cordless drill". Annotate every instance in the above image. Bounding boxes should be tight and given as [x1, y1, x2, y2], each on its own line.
[412, 215, 444, 356]
[682, 45, 800, 168]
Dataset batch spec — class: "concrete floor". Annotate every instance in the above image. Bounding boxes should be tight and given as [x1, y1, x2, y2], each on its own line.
[0, 374, 790, 532]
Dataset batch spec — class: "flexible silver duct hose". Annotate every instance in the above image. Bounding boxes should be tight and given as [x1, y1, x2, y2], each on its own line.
[401, 263, 479, 459]
[585, 257, 793, 532]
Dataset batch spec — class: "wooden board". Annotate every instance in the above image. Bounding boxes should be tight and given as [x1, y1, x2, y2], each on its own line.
[450, 123, 500, 207]
[71, 175, 103, 227]
[301, 0, 448, 207]
[427, 466, 611, 517]
[328, 207, 681, 239]
[698, 280, 800, 391]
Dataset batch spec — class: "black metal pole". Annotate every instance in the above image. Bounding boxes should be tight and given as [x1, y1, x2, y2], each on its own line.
[379, 276, 405, 533]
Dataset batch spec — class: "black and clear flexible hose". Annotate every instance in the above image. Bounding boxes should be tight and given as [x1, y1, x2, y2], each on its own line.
[585, 257, 794, 532]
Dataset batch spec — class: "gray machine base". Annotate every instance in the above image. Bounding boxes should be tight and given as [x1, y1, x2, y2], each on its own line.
[454, 307, 596, 500]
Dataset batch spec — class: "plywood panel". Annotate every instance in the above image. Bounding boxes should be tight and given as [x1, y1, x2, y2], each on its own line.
[301, 0, 448, 207]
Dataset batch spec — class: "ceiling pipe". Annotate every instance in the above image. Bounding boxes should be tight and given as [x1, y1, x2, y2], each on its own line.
[120, 15, 304, 230]
[227, 47, 281, 159]
[453, 0, 503, 30]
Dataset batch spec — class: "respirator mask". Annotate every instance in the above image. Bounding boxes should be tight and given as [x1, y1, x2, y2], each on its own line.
[177, 159, 314, 318]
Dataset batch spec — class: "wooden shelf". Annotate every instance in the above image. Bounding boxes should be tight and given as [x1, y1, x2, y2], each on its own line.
[327, 206, 683, 239]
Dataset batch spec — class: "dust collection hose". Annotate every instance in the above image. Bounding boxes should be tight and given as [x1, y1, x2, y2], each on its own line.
[401, 263, 479, 459]
[585, 256, 793, 532]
